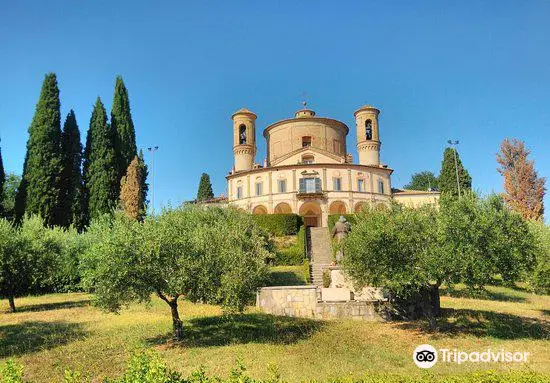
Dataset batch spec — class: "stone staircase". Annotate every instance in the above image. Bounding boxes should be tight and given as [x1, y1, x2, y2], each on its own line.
[307, 227, 333, 286]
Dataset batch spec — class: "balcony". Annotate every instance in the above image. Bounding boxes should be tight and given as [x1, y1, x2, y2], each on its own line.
[297, 177, 326, 199]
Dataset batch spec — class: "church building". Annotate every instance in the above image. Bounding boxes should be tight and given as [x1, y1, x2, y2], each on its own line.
[226, 104, 438, 227]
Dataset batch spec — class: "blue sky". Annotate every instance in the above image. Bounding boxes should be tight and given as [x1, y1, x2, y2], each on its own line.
[1, 1, 549, 215]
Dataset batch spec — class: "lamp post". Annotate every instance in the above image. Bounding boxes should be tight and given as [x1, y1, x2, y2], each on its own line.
[147, 146, 159, 214]
[447, 140, 461, 198]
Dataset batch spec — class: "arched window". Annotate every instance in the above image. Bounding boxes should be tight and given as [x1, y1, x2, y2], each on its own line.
[239, 124, 247, 144]
[365, 120, 373, 140]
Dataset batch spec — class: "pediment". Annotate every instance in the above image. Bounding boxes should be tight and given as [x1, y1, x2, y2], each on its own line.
[271, 146, 345, 166]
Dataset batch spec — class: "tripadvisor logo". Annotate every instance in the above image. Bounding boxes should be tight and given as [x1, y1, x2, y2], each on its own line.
[413, 344, 438, 368]
[413, 344, 530, 369]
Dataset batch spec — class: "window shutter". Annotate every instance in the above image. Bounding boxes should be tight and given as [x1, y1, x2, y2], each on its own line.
[299, 178, 305, 193]
[315, 178, 322, 192]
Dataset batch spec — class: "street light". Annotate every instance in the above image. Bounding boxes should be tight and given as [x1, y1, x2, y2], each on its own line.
[447, 140, 461, 198]
[147, 146, 159, 214]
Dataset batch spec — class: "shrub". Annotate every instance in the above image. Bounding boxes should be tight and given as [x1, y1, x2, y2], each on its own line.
[0, 359, 24, 383]
[273, 225, 306, 265]
[528, 220, 550, 294]
[2, 355, 549, 383]
[302, 259, 311, 284]
[252, 214, 303, 236]
[322, 269, 331, 288]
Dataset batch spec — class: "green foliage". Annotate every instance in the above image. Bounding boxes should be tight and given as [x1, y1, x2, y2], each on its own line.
[59, 110, 85, 229]
[438, 147, 472, 197]
[138, 150, 149, 213]
[0, 359, 24, 383]
[322, 269, 331, 288]
[47, 226, 90, 292]
[343, 204, 439, 296]
[327, 214, 356, 232]
[0, 143, 4, 217]
[343, 193, 537, 320]
[0, 215, 89, 311]
[196, 173, 214, 202]
[252, 214, 303, 236]
[83, 97, 119, 221]
[4, 353, 548, 383]
[439, 194, 537, 287]
[111, 76, 137, 183]
[528, 220, 550, 294]
[0, 219, 29, 311]
[81, 206, 270, 338]
[1, 174, 20, 221]
[106, 351, 181, 383]
[15, 73, 64, 226]
[0, 216, 61, 311]
[403, 170, 439, 190]
[302, 259, 311, 284]
[273, 226, 306, 265]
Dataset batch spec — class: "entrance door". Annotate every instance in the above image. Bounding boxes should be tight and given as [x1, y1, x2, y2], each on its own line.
[304, 216, 318, 227]
[299, 201, 322, 228]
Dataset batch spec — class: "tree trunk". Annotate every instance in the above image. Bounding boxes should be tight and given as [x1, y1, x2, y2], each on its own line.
[156, 291, 183, 340]
[8, 295, 16, 313]
[168, 299, 183, 340]
[427, 284, 441, 330]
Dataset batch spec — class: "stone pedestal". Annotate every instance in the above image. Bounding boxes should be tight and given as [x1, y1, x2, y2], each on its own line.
[327, 266, 387, 301]
[321, 287, 352, 301]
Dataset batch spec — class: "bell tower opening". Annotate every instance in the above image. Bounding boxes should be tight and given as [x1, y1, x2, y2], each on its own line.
[365, 120, 373, 140]
[239, 124, 247, 144]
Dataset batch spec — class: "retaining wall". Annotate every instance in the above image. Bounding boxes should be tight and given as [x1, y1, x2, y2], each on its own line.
[256, 286, 388, 321]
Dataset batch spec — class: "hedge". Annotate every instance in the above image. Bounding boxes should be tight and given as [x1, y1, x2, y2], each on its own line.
[252, 214, 303, 236]
[274, 225, 306, 265]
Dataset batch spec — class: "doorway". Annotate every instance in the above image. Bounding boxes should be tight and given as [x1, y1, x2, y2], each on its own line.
[299, 201, 322, 228]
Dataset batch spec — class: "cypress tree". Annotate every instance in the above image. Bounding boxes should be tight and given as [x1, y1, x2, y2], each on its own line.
[137, 149, 149, 212]
[111, 76, 137, 184]
[83, 97, 118, 220]
[438, 147, 472, 197]
[0, 141, 5, 216]
[14, 73, 63, 226]
[119, 156, 145, 220]
[196, 173, 214, 202]
[59, 110, 85, 229]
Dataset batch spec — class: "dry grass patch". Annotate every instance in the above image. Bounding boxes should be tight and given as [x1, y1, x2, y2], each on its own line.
[0, 285, 548, 382]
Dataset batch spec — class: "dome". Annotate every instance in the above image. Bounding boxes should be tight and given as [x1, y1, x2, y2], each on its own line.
[354, 105, 380, 116]
[232, 108, 257, 119]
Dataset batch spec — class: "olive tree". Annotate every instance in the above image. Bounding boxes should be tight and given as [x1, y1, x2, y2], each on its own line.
[343, 193, 537, 327]
[0, 216, 60, 312]
[0, 219, 27, 312]
[82, 206, 270, 339]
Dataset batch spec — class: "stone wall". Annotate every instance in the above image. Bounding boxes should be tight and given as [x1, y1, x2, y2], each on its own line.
[256, 285, 318, 318]
[316, 301, 388, 321]
[256, 285, 388, 321]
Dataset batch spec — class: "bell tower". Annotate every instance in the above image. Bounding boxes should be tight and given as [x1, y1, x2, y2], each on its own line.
[354, 105, 380, 166]
[232, 108, 257, 172]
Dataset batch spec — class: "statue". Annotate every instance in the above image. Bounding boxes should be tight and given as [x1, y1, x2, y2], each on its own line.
[332, 215, 351, 262]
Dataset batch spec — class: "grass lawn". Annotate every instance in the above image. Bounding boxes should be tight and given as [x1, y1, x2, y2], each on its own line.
[267, 265, 307, 286]
[0, 284, 548, 382]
